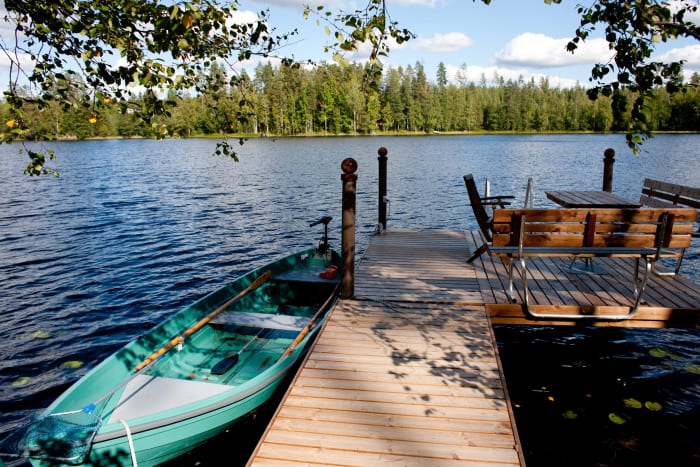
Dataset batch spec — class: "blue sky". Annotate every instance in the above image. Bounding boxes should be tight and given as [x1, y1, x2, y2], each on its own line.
[0, 1, 698, 90]
[240, 0, 700, 88]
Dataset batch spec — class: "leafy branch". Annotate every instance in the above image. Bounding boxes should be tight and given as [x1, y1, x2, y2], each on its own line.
[566, 0, 699, 152]
[303, 0, 415, 91]
[1, 0, 298, 174]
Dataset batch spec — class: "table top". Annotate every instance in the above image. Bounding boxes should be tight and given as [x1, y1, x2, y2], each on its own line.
[546, 190, 642, 208]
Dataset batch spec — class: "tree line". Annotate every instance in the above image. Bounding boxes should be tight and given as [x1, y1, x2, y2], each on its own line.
[4, 60, 700, 142]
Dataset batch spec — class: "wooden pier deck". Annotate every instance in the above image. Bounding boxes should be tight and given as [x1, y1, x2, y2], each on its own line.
[249, 229, 700, 466]
[249, 229, 523, 466]
[463, 230, 700, 327]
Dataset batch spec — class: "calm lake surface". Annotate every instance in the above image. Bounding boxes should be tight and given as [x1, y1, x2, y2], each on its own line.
[1, 134, 698, 466]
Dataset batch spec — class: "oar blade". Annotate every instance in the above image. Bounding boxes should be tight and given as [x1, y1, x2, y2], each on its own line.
[211, 354, 239, 375]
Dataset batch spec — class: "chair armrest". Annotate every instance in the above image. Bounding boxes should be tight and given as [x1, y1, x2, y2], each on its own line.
[480, 195, 515, 201]
[481, 195, 514, 208]
[482, 200, 512, 208]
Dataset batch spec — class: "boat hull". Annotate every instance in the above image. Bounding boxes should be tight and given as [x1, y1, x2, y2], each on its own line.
[83, 368, 286, 467]
[13, 247, 340, 467]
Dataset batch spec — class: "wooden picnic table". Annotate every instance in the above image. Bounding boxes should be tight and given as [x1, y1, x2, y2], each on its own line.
[546, 190, 642, 208]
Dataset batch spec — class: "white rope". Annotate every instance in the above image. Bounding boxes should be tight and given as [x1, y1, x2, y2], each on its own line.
[119, 419, 138, 467]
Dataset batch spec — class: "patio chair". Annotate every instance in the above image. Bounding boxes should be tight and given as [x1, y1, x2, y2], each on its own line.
[463, 174, 515, 262]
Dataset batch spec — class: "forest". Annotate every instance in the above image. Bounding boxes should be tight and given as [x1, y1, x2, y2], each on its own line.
[4, 60, 700, 141]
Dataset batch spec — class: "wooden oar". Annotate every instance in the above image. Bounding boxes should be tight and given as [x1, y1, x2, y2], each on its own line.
[210, 327, 268, 375]
[133, 270, 272, 372]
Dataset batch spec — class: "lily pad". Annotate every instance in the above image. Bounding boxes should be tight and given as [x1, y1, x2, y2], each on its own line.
[684, 364, 700, 374]
[12, 376, 31, 387]
[20, 330, 51, 340]
[624, 398, 642, 409]
[61, 361, 84, 369]
[562, 410, 578, 420]
[649, 348, 668, 358]
[608, 412, 627, 424]
[645, 401, 662, 412]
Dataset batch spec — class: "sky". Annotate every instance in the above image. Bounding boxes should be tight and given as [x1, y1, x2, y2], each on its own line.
[237, 0, 700, 88]
[0, 0, 698, 89]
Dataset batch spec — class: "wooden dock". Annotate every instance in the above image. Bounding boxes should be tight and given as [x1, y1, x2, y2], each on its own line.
[248, 229, 700, 466]
[249, 230, 522, 466]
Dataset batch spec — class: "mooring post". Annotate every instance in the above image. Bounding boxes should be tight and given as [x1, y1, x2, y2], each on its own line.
[341, 158, 358, 299]
[603, 148, 615, 192]
[377, 147, 388, 232]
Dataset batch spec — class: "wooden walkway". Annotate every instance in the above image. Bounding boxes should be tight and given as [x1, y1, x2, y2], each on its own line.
[249, 230, 524, 466]
[248, 229, 700, 466]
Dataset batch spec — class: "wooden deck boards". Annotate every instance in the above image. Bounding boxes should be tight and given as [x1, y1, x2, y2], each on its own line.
[249, 230, 523, 466]
[464, 230, 700, 327]
[249, 229, 699, 466]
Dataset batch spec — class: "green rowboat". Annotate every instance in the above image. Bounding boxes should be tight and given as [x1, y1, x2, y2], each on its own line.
[3, 218, 340, 466]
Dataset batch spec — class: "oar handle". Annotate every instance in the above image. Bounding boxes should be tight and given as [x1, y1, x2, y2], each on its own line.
[279, 281, 339, 360]
[133, 270, 272, 372]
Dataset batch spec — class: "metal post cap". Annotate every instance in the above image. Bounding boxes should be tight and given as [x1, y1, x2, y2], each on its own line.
[341, 158, 358, 174]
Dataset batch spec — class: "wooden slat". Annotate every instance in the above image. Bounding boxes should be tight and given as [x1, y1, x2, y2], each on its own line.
[546, 190, 642, 208]
[492, 207, 697, 223]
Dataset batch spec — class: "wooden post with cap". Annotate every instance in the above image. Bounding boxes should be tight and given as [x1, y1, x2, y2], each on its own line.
[341, 158, 357, 299]
[378, 147, 388, 231]
[603, 148, 615, 192]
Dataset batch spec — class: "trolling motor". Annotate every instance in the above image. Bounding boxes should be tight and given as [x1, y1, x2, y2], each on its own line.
[310, 216, 332, 254]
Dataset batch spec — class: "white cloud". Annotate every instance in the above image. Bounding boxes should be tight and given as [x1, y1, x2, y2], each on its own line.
[446, 63, 582, 89]
[669, 0, 700, 24]
[656, 44, 700, 67]
[230, 10, 263, 25]
[494, 33, 612, 68]
[413, 32, 473, 53]
[337, 35, 407, 63]
[0, 50, 34, 74]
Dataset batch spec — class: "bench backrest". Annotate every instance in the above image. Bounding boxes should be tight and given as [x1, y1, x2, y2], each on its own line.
[491, 208, 697, 249]
[640, 178, 700, 236]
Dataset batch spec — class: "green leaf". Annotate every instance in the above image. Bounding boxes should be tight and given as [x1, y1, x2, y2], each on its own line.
[624, 398, 642, 409]
[608, 412, 627, 424]
[645, 401, 662, 412]
[61, 360, 84, 369]
[12, 376, 31, 387]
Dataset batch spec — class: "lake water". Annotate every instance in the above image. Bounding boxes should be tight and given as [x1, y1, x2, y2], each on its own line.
[1, 134, 698, 466]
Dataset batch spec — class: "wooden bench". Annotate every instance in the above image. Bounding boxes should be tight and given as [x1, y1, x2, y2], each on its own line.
[639, 178, 700, 274]
[489, 207, 697, 320]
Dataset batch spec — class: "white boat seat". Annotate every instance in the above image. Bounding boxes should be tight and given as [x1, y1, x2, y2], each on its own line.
[209, 311, 310, 331]
[107, 375, 230, 424]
